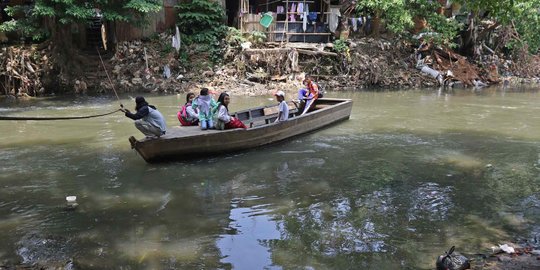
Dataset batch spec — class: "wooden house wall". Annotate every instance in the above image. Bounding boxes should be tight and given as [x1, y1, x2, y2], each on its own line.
[115, 0, 178, 42]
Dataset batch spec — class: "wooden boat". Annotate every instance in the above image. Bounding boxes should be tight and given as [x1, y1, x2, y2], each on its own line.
[129, 98, 353, 163]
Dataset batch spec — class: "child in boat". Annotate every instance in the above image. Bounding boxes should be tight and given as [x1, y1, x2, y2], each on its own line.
[122, 96, 167, 138]
[192, 88, 218, 130]
[300, 75, 319, 115]
[214, 92, 247, 130]
[274, 90, 289, 122]
[178, 92, 199, 126]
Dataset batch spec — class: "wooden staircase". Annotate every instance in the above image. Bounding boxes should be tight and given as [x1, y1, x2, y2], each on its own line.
[80, 17, 114, 84]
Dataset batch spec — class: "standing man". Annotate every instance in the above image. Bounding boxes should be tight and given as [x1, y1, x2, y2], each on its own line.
[122, 96, 167, 138]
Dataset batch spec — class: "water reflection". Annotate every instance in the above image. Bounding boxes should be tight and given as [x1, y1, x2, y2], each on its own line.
[218, 199, 283, 270]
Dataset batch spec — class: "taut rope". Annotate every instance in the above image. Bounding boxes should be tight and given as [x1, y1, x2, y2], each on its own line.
[0, 109, 121, 121]
[96, 47, 123, 109]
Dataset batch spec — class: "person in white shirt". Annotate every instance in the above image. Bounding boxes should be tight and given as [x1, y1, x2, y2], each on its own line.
[274, 90, 289, 123]
[214, 92, 247, 130]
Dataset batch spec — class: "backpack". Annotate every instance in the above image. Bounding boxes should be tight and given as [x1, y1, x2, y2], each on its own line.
[177, 105, 191, 126]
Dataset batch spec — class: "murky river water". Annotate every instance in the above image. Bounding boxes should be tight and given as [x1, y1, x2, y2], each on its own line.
[1, 88, 540, 269]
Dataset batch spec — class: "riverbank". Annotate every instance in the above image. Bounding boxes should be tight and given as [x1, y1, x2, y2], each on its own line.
[470, 243, 540, 270]
[1, 34, 540, 98]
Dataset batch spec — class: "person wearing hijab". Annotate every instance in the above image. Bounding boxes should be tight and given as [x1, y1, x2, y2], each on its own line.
[192, 88, 218, 130]
[122, 96, 167, 138]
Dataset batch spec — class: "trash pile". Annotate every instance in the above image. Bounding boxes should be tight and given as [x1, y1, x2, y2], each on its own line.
[470, 243, 540, 270]
[108, 35, 186, 93]
[1, 31, 539, 98]
[0, 46, 52, 97]
[340, 38, 436, 88]
[433, 243, 540, 270]
[219, 38, 442, 89]
[101, 32, 309, 96]
[97, 35, 540, 94]
[414, 41, 495, 88]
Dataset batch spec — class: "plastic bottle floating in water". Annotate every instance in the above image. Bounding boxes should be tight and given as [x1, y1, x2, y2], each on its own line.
[65, 196, 78, 210]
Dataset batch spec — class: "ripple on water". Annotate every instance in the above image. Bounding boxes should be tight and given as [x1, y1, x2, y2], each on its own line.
[286, 199, 389, 256]
[520, 194, 540, 223]
[17, 233, 71, 263]
[356, 189, 398, 217]
[408, 182, 454, 222]
[356, 133, 434, 149]
[278, 150, 316, 154]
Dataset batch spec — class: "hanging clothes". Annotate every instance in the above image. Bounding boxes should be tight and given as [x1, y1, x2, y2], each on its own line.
[297, 3, 304, 19]
[289, 3, 296, 22]
[302, 13, 307, 31]
[172, 25, 181, 52]
[351, 17, 357, 32]
[308, 12, 318, 23]
[329, 7, 341, 33]
[302, 4, 308, 31]
[276, 6, 284, 14]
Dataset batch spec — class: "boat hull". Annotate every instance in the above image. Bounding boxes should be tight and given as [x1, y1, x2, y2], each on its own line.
[130, 98, 353, 162]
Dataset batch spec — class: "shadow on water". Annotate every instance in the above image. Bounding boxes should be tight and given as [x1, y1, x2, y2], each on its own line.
[1, 89, 540, 269]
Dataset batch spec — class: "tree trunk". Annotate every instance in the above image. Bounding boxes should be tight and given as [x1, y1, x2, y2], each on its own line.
[460, 12, 477, 57]
[46, 19, 85, 92]
[371, 13, 381, 37]
[413, 16, 427, 34]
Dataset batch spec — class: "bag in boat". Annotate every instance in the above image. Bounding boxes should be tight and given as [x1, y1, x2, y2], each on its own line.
[177, 105, 192, 126]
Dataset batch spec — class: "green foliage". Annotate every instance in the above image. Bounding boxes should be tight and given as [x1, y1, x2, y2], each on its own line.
[176, 0, 226, 36]
[453, 0, 540, 53]
[333, 39, 351, 62]
[176, 0, 227, 63]
[408, 0, 461, 47]
[1, 5, 48, 40]
[0, 0, 162, 41]
[511, 1, 540, 53]
[424, 17, 461, 48]
[354, 0, 460, 46]
[125, 0, 163, 13]
[225, 28, 266, 47]
[248, 30, 267, 44]
[355, 0, 413, 34]
[353, 0, 540, 52]
[332, 39, 348, 54]
[225, 27, 247, 46]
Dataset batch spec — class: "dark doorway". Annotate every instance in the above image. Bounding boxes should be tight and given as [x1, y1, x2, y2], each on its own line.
[225, 0, 240, 27]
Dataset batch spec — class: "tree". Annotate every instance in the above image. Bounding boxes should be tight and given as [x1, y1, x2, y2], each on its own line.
[453, 0, 540, 54]
[407, 0, 461, 47]
[0, 0, 162, 71]
[355, 0, 412, 36]
[176, 0, 227, 63]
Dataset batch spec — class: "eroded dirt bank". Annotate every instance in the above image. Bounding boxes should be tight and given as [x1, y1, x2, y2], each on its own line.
[1, 34, 539, 99]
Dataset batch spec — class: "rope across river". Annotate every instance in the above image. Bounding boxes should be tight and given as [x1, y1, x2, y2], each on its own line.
[0, 47, 125, 121]
[0, 109, 122, 121]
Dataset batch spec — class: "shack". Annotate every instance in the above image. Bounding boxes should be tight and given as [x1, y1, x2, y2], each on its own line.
[230, 0, 338, 43]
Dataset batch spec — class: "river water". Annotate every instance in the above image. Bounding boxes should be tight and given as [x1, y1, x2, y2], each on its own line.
[1, 88, 540, 269]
